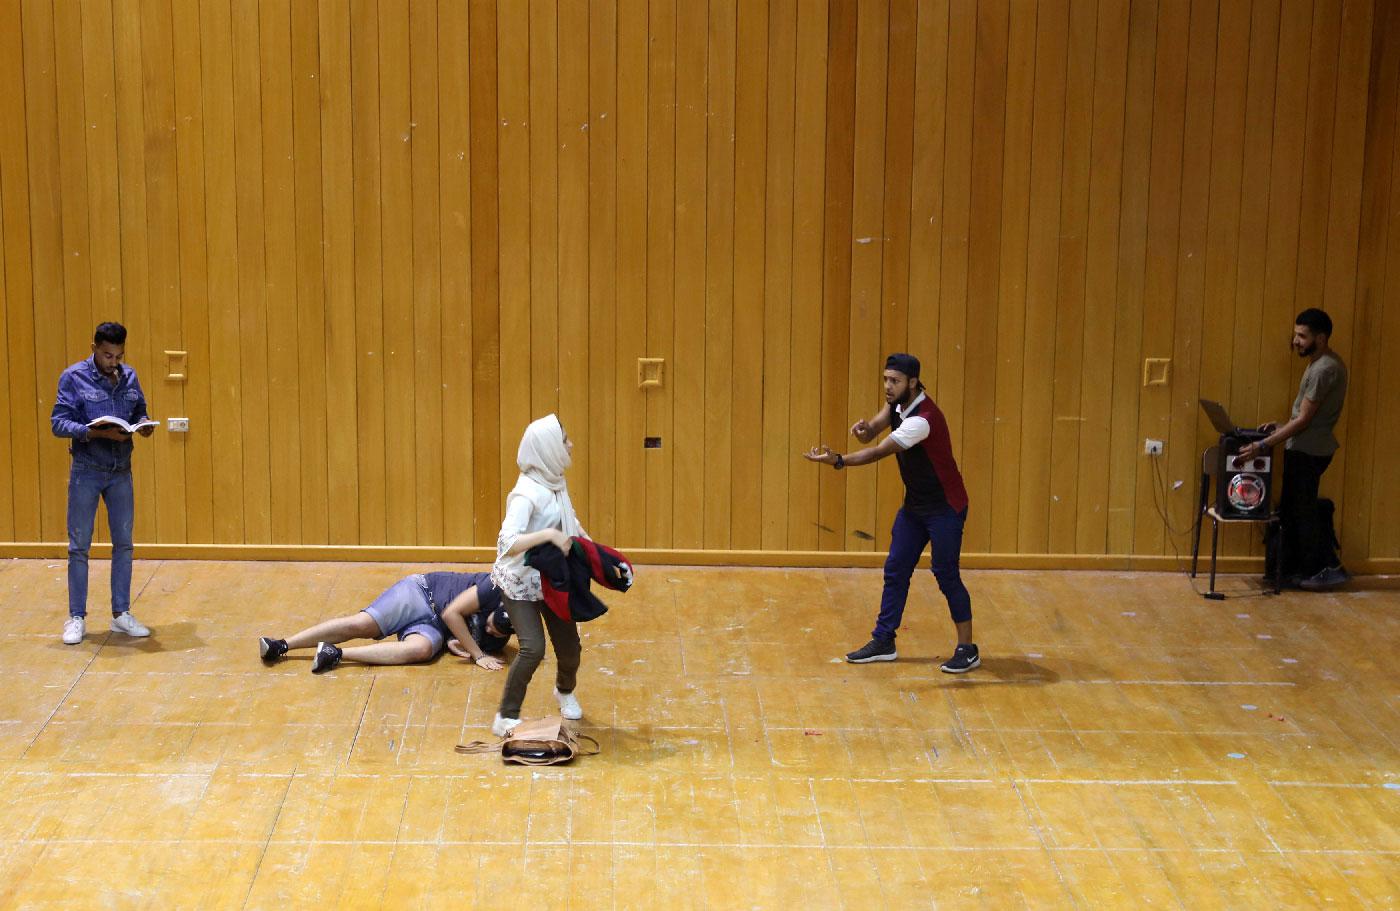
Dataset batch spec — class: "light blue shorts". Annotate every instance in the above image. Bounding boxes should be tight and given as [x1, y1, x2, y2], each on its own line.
[361, 575, 447, 656]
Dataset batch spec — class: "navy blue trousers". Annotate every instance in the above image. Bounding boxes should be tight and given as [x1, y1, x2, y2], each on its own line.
[873, 507, 972, 642]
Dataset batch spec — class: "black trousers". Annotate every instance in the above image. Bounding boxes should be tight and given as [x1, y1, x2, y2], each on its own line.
[1279, 449, 1336, 578]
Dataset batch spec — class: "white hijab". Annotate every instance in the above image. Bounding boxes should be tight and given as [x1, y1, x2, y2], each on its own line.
[512, 413, 582, 537]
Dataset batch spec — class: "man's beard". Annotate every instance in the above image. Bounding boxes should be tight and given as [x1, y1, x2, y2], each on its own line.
[1296, 341, 1315, 357]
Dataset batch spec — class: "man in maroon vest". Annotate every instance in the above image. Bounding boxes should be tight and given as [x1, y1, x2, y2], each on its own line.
[804, 354, 978, 672]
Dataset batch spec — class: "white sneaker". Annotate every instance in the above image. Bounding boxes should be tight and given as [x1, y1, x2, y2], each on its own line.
[554, 688, 583, 720]
[492, 714, 522, 738]
[110, 612, 151, 637]
[62, 616, 85, 645]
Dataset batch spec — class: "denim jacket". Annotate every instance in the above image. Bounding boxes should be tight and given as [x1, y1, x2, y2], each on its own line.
[50, 358, 149, 472]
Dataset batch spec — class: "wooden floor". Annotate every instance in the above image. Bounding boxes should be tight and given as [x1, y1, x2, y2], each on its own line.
[0, 559, 1397, 909]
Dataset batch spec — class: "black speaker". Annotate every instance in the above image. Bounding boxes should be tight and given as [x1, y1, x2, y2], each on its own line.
[1215, 435, 1274, 519]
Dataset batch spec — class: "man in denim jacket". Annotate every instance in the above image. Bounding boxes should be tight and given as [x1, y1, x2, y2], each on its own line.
[50, 322, 155, 644]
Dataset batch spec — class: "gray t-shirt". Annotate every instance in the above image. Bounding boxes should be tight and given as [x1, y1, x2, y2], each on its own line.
[1287, 351, 1347, 457]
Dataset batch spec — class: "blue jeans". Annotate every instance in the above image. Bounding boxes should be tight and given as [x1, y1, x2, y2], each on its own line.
[67, 465, 135, 618]
[874, 507, 972, 641]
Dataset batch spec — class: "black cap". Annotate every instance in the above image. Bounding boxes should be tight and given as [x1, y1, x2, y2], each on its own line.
[884, 353, 921, 379]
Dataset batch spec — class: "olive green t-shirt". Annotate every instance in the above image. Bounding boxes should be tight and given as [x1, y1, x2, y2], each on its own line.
[1287, 351, 1347, 457]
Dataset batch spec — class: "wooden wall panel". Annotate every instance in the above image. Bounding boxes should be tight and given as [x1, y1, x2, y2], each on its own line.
[1, 0, 1397, 570]
[0, 0, 38, 542]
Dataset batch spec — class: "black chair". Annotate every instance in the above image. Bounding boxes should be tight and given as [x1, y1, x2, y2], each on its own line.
[1190, 445, 1282, 600]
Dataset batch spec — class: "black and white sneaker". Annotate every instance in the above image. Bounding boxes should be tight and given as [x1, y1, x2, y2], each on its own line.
[845, 638, 897, 663]
[259, 637, 289, 664]
[940, 643, 980, 674]
[311, 642, 343, 674]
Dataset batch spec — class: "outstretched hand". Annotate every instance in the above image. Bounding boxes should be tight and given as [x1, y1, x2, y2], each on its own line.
[803, 444, 837, 465]
[447, 639, 504, 670]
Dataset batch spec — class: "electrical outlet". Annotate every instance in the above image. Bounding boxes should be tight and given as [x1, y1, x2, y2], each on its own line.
[167, 417, 190, 433]
[1144, 438, 1164, 456]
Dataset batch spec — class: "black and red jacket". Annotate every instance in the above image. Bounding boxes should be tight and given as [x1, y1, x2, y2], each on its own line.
[524, 538, 635, 622]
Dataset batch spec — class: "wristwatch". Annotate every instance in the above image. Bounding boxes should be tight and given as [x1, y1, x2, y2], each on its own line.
[833, 454, 845, 470]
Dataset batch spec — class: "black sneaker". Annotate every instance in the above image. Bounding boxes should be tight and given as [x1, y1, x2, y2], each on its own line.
[845, 638, 897, 663]
[259, 637, 289, 664]
[1299, 565, 1350, 592]
[940, 643, 980, 674]
[311, 642, 343, 674]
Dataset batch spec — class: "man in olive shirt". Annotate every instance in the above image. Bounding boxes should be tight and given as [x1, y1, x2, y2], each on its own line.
[1240, 308, 1348, 589]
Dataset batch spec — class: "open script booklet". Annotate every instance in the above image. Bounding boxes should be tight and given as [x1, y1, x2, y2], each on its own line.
[87, 416, 159, 433]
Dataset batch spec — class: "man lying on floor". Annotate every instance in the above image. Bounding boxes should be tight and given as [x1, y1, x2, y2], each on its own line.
[257, 571, 513, 674]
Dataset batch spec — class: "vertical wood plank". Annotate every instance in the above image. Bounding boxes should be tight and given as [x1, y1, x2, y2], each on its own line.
[1131, 0, 1190, 556]
[140, 0, 188, 543]
[817, 0, 855, 552]
[497, 0, 532, 498]
[110, 0, 155, 546]
[874, 0, 916, 551]
[1331, 0, 1378, 563]
[963, 0, 1008, 553]
[292, 0, 328, 544]
[730, 0, 767, 550]
[1105, 0, 1158, 554]
[989, 0, 1036, 555]
[469, 0, 501, 542]
[704, 0, 737, 549]
[261, 0, 302, 545]
[1160, 0, 1221, 550]
[1017, 0, 1068, 553]
[0, 141, 11, 537]
[1294, 1, 1343, 312]
[171, 0, 214, 544]
[232, 0, 272, 543]
[903, 0, 948, 545]
[528, 0, 559, 428]
[844, 0, 888, 552]
[645, 0, 676, 548]
[615, 0, 648, 547]
[672, 0, 708, 549]
[200, 0, 246, 543]
[557, 0, 590, 525]
[786, 0, 828, 551]
[937, 0, 974, 492]
[321, 0, 361, 544]
[1228, 0, 1280, 484]
[4, 0, 42, 540]
[585, 0, 617, 541]
[409, 0, 442, 544]
[1046, 0, 1095, 554]
[379, 0, 416, 544]
[439, 0, 474, 545]
[1368, 125, 1400, 558]
[53, 0, 92, 364]
[25, 0, 72, 541]
[1315, 0, 1372, 535]
[761, 0, 796, 550]
[1192, 0, 1251, 556]
[1254, 0, 1313, 448]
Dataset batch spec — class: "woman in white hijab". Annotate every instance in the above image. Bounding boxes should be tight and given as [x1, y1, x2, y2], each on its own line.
[490, 414, 587, 736]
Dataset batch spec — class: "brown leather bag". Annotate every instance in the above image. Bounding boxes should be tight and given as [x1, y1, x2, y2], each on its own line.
[456, 715, 600, 766]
